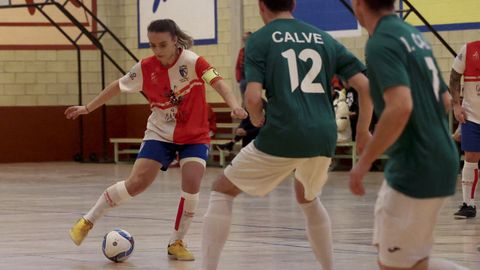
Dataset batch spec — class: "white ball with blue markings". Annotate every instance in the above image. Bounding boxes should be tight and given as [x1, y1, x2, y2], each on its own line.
[102, 229, 134, 262]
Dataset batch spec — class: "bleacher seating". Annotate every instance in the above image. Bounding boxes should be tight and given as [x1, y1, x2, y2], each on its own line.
[109, 105, 238, 166]
[109, 106, 387, 167]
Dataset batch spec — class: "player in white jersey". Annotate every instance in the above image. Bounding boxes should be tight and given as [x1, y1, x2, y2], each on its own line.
[451, 41, 480, 219]
[65, 19, 247, 261]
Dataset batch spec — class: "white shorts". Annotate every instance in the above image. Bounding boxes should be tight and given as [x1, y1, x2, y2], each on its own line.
[224, 142, 331, 201]
[373, 181, 446, 268]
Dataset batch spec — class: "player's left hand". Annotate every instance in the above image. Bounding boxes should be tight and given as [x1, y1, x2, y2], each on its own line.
[231, 107, 248, 119]
[65, 105, 89, 120]
[349, 158, 370, 196]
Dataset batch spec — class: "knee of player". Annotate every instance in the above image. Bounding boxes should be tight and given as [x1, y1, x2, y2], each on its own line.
[125, 175, 152, 196]
[211, 174, 241, 197]
[295, 194, 313, 204]
[181, 179, 202, 194]
[464, 152, 480, 163]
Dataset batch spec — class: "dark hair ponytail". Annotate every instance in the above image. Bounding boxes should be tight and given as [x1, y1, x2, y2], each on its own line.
[147, 19, 193, 49]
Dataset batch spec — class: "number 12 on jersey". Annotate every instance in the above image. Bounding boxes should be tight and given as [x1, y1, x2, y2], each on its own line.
[281, 49, 325, 93]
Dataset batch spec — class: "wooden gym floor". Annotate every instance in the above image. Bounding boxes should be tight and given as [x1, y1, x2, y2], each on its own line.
[0, 162, 478, 269]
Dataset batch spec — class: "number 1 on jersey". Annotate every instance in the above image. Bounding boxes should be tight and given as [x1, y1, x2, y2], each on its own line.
[281, 49, 325, 93]
[424, 57, 440, 101]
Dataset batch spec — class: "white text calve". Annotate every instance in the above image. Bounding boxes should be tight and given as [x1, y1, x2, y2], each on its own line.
[272, 31, 324, 44]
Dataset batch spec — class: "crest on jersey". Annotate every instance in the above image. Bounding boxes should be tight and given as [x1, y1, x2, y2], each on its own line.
[179, 65, 188, 79]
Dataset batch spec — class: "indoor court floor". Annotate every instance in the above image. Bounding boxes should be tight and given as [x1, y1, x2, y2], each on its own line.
[1, 162, 479, 270]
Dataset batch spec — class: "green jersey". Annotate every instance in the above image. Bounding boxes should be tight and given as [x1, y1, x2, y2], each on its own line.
[245, 19, 365, 158]
[366, 15, 458, 198]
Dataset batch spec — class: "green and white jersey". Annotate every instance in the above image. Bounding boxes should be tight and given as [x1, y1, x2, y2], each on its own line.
[245, 19, 365, 158]
[366, 15, 458, 198]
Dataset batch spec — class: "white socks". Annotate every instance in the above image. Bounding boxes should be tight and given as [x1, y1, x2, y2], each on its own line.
[200, 193, 333, 270]
[84, 181, 132, 224]
[170, 191, 199, 243]
[299, 198, 334, 270]
[201, 191, 234, 270]
[461, 162, 478, 206]
[428, 258, 469, 270]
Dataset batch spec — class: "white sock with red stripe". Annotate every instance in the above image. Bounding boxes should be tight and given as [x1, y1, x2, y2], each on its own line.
[461, 162, 478, 207]
[299, 198, 333, 270]
[201, 191, 233, 270]
[170, 191, 199, 243]
[84, 181, 132, 224]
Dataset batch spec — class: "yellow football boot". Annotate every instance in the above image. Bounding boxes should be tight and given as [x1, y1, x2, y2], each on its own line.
[167, 240, 195, 261]
[69, 217, 93, 246]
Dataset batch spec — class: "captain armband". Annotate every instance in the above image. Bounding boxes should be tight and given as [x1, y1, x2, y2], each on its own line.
[202, 68, 222, 85]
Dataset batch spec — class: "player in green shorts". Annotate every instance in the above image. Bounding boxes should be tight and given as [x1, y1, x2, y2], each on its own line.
[350, 0, 467, 269]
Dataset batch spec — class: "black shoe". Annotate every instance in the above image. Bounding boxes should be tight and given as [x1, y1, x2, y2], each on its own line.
[216, 142, 234, 152]
[454, 203, 476, 219]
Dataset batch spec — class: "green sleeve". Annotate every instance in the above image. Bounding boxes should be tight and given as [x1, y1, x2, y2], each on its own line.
[245, 33, 266, 84]
[433, 57, 448, 94]
[367, 38, 410, 93]
[334, 39, 366, 80]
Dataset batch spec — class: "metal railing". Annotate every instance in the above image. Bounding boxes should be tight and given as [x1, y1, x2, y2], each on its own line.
[338, 0, 456, 57]
[0, 0, 143, 162]
[338, 0, 457, 131]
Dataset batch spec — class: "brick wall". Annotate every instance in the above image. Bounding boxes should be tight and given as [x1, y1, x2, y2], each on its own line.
[242, 0, 475, 83]
[1, 1, 473, 108]
[0, 1, 477, 162]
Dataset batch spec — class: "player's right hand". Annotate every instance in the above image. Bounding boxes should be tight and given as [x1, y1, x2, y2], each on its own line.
[349, 159, 369, 196]
[453, 104, 467, 124]
[355, 131, 372, 155]
[231, 107, 248, 120]
[65, 105, 89, 120]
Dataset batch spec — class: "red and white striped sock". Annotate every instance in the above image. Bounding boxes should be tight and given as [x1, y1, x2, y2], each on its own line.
[170, 191, 199, 243]
[461, 162, 478, 207]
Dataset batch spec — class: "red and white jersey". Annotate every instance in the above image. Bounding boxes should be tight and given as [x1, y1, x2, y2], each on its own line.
[119, 49, 222, 144]
[452, 41, 480, 124]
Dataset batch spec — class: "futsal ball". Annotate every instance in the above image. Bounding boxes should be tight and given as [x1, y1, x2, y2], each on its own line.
[102, 229, 134, 262]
